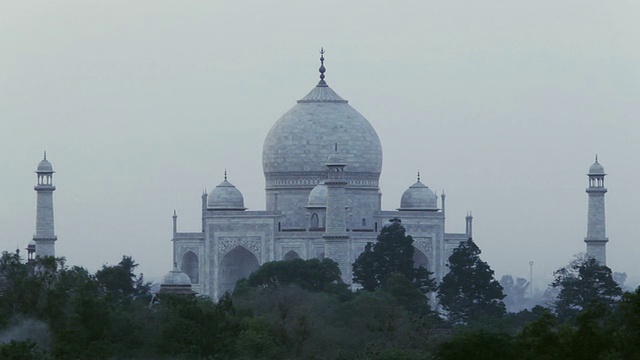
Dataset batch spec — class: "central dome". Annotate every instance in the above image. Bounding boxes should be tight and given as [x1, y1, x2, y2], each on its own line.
[262, 71, 382, 189]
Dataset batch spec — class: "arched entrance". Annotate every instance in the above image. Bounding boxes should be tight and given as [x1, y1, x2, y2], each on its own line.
[284, 250, 300, 260]
[413, 249, 430, 271]
[219, 246, 260, 296]
[181, 251, 199, 284]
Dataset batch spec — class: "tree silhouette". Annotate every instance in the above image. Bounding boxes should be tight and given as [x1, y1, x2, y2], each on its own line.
[352, 218, 435, 294]
[551, 255, 622, 321]
[437, 238, 505, 323]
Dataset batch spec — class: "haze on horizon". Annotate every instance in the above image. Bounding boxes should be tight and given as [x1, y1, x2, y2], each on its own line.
[1, 1, 639, 291]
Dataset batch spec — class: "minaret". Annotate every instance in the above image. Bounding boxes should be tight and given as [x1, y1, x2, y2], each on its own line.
[323, 143, 350, 283]
[33, 152, 57, 257]
[465, 211, 473, 238]
[584, 156, 608, 265]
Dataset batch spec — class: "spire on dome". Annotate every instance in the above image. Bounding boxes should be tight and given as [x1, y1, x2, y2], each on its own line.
[224, 169, 227, 181]
[595, 154, 599, 162]
[318, 47, 327, 87]
[417, 171, 421, 182]
[43, 151, 47, 160]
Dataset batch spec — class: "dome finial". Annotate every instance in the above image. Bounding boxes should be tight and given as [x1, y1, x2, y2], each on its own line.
[43, 151, 47, 160]
[224, 169, 227, 181]
[595, 154, 598, 163]
[417, 170, 421, 182]
[318, 47, 327, 87]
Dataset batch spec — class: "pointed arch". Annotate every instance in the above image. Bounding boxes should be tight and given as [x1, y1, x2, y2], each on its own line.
[310, 213, 320, 228]
[181, 251, 199, 284]
[219, 246, 260, 296]
[284, 250, 300, 261]
[413, 248, 430, 271]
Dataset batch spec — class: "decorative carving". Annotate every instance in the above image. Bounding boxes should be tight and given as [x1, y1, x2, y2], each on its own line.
[414, 237, 433, 256]
[218, 236, 262, 259]
[181, 246, 200, 257]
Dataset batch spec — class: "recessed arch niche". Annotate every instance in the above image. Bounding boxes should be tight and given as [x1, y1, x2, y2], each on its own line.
[181, 251, 199, 284]
[219, 246, 259, 296]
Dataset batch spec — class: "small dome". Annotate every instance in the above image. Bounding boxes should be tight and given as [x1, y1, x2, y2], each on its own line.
[37, 158, 54, 173]
[207, 179, 246, 210]
[307, 182, 328, 208]
[162, 268, 192, 286]
[588, 160, 605, 175]
[399, 181, 438, 211]
[159, 267, 195, 294]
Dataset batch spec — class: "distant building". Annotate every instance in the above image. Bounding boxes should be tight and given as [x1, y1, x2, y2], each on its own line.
[585, 156, 608, 265]
[31, 153, 57, 258]
[170, 52, 473, 299]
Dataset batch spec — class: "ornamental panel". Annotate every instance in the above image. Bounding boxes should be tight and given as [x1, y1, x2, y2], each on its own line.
[218, 236, 262, 260]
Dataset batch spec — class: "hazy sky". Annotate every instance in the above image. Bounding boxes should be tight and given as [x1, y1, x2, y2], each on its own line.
[2, 1, 639, 290]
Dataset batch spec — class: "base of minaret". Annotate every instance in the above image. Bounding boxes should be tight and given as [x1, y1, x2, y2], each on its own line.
[585, 238, 608, 266]
[33, 237, 57, 258]
[323, 235, 351, 283]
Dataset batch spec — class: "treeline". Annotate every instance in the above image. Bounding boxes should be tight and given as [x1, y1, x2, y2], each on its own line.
[0, 218, 636, 359]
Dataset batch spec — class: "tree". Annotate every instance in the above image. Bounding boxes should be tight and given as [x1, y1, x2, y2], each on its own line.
[515, 310, 563, 360]
[611, 286, 640, 358]
[237, 258, 347, 296]
[435, 330, 517, 360]
[551, 255, 622, 321]
[155, 293, 241, 359]
[95, 256, 150, 300]
[0, 251, 65, 326]
[437, 238, 506, 323]
[352, 218, 435, 294]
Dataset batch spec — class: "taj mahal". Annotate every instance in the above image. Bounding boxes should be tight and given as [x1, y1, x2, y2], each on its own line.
[168, 52, 476, 298]
[27, 52, 610, 299]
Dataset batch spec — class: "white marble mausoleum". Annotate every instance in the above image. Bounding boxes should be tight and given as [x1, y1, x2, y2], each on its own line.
[170, 52, 474, 299]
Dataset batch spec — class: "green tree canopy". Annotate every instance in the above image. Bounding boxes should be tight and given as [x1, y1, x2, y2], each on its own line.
[437, 238, 506, 324]
[95, 255, 150, 300]
[352, 218, 435, 294]
[236, 257, 348, 296]
[551, 255, 622, 321]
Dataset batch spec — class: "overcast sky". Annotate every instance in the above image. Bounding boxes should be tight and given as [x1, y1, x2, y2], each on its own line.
[2, 1, 639, 290]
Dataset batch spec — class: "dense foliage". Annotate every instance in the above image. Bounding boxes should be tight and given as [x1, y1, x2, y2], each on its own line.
[352, 218, 436, 295]
[437, 238, 506, 324]
[235, 257, 349, 298]
[551, 255, 622, 321]
[0, 245, 638, 359]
